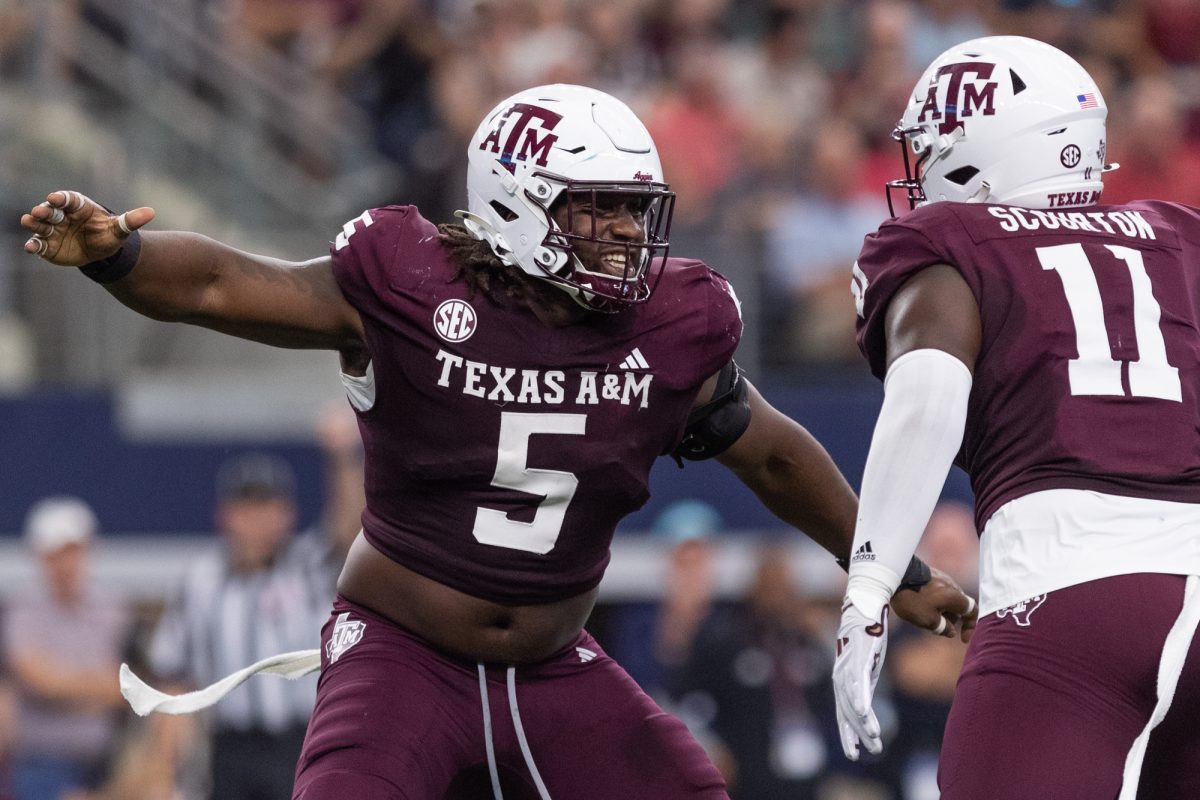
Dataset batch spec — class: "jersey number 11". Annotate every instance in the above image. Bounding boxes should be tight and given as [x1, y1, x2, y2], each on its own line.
[1038, 243, 1181, 402]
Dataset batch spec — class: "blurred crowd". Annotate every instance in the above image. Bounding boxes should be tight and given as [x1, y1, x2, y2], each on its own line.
[2, 0, 1199, 372]
[225, 0, 1200, 366]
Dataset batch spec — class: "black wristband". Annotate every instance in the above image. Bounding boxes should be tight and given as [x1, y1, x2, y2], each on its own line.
[834, 554, 932, 592]
[80, 230, 141, 284]
[898, 556, 932, 591]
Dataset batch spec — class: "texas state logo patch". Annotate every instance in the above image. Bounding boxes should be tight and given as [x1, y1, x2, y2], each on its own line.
[996, 594, 1047, 627]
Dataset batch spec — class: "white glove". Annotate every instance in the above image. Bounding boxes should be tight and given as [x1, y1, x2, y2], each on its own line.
[832, 600, 889, 760]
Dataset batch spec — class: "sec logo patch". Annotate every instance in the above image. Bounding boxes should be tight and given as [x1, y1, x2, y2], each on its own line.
[1060, 144, 1081, 168]
[434, 299, 477, 343]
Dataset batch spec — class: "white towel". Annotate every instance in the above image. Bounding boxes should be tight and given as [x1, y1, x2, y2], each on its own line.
[120, 649, 322, 716]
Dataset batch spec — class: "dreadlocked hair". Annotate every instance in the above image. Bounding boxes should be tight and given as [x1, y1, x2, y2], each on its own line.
[437, 223, 534, 306]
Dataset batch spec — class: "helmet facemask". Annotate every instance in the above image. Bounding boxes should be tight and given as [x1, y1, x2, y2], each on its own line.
[886, 124, 931, 216]
[540, 179, 674, 311]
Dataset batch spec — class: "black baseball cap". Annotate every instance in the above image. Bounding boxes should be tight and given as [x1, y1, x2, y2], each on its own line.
[216, 453, 297, 502]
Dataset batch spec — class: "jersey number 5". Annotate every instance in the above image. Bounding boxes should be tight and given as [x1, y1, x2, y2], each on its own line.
[1038, 243, 1181, 402]
[473, 412, 586, 554]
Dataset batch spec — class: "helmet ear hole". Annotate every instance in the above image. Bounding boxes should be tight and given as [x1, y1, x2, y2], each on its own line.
[1009, 69, 1027, 95]
[489, 201, 518, 222]
[944, 166, 980, 185]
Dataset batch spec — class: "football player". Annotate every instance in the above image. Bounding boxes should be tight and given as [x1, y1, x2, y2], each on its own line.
[833, 36, 1200, 799]
[22, 84, 972, 799]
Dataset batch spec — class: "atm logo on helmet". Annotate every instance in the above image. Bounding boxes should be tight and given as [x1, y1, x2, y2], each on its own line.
[479, 103, 563, 173]
[916, 62, 998, 136]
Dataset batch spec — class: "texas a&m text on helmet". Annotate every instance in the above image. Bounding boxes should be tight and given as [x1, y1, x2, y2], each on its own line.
[888, 36, 1117, 215]
[460, 84, 675, 311]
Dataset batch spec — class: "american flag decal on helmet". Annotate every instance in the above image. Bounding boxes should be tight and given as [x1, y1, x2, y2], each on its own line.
[1077, 93, 1098, 109]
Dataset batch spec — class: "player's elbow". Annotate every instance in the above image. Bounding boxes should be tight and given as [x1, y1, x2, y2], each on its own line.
[722, 446, 794, 497]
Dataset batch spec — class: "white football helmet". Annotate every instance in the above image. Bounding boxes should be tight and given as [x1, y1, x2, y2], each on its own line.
[888, 36, 1115, 214]
[460, 84, 674, 311]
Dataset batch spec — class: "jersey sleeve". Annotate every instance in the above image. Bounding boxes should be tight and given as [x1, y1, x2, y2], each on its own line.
[644, 259, 743, 457]
[329, 205, 432, 318]
[854, 215, 957, 379]
[690, 262, 744, 380]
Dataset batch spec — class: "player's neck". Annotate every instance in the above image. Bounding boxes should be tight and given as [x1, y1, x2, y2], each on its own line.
[521, 277, 593, 328]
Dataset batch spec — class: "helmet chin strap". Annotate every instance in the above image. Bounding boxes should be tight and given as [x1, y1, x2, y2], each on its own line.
[551, 254, 627, 313]
[555, 254, 599, 310]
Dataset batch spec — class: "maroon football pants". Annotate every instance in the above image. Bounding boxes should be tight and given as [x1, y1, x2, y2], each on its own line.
[292, 596, 728, 799]
[938, 573, 1200, 799]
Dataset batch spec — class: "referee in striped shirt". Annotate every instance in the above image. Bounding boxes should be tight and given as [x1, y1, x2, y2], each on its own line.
[148, 451, 350, 799]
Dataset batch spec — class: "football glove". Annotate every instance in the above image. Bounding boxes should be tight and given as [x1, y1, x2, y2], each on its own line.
[832, 600, 889, 760]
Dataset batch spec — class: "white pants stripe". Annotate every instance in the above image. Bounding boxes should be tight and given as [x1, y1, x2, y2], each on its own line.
[1119, 574, 1200, 799]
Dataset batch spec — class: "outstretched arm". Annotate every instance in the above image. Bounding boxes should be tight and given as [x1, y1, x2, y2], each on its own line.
[20, 191, 367, 359]
[710, 377, 973, 636]
[715, 379, 858, 559]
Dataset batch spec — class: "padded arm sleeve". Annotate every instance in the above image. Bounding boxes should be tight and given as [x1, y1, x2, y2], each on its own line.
[670, 360, 751, 464]
[845, 348, 972, 621]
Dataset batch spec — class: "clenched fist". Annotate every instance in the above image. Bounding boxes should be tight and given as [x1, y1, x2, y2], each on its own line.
[891, 565, 978, 643]
[20, 190, 155, 267]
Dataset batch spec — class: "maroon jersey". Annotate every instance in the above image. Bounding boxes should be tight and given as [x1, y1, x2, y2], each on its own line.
[331, 206, 741, 603]
[856, 200, 1200, 528]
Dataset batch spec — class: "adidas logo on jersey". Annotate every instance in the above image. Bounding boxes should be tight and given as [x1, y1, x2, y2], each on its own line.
[618, 348, 650, 370]
[576, 646, 597, 663]
[851, 541, 876, 563]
